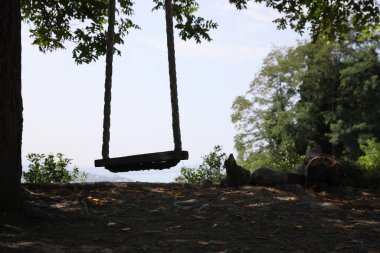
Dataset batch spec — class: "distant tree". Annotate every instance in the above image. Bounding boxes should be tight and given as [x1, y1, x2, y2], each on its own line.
[294, 35, 380, 159]
[232, 35, 380, 166]
[231, 45, 303, 161]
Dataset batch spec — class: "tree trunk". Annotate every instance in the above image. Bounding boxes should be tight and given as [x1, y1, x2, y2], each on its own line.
[0, 0, 23, 212]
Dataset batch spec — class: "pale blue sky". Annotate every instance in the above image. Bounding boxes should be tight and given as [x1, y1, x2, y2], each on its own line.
[21, 1, 305, 181]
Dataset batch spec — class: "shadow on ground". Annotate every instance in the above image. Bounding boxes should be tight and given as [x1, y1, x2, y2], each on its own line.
[1, 183, 380, 253]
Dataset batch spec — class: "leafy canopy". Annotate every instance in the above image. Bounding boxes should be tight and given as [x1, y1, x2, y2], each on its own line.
[21, 0, 380, 64]
[232, 34, 380, 166]
[229, 0, 380, 41]
[21, 0, 217, 64]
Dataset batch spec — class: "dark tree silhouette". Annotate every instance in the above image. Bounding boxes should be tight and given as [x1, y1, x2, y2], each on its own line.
[0, 0, 23, 212]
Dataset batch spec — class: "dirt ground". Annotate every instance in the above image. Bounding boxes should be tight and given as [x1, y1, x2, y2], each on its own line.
[1, 182, 380, 253]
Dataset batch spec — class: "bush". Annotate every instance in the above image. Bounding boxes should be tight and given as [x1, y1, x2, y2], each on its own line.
[237, 152, 269, 172]
[175, 145, 227, 184]
[176, 166, 206, 184]
[264, 140, 306, 171]
[357, 139, 380, 171]
[241, 140, 305, 172]
[23, 153, 88, 184]
[348, 139, 380, 188]
[339, 160, 380, 189]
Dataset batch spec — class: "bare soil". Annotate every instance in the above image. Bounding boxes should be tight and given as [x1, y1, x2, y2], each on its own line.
[1, 183, 380, 253]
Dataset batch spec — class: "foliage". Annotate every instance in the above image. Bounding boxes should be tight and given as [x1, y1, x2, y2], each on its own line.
[238, 140, 305, 172]
[21, 0, 217, 64]
[152, 0, 218, 43]
[229, 0, 380, 41]
[175, 145, 226, 184]
[232, 46, 302, 158]
[23, 153, 88, 184]
[262, 139, 305, 171]
[175, 166, 205, 184]
[296, 36, 380, 160]
[231, 44, 306, 163]
[21, 0, 138, 64]
[340, 159, 380, 189]
[20, 0, 379, 64]
[357, 139, 380, 171]
[235, 152, 268, 172]
[232, 35, 380, 166]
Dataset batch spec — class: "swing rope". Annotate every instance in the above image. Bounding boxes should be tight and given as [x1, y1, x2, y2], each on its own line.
[164, 0, 182, 152]
[101, 0, 115, 159]
[97, 0, 187, 172]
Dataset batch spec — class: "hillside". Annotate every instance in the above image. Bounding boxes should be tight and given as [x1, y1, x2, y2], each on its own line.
[1, 183, 380, 252]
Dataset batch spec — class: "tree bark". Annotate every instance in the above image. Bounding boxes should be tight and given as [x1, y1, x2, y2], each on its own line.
[0, 0, 23, 212]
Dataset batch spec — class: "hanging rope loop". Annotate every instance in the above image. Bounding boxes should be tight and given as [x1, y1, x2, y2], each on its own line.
[165, 0, 182, 152]
[96, 0, 187, 172]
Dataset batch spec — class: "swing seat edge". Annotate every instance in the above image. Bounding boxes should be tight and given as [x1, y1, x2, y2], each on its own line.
[94, 150, 189, 172]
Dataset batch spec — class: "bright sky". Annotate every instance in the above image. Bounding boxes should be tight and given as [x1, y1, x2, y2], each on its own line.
[21, 1, 305, 182]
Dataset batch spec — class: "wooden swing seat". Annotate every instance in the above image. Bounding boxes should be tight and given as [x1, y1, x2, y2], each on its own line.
[94, 150, 188, 172]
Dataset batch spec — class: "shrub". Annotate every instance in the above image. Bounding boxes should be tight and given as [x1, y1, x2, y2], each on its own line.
[263, 140, 306, 171]
[350, 139, 380, 188]
[176, 166, 206, 184]
[23, 153, 88, 184]
[235, 152, 267, 172]
[241, 140, 305, 172]
[175, 145, 227, 184]
[339, 160, 380, 189]
[357, 139, 380, 171]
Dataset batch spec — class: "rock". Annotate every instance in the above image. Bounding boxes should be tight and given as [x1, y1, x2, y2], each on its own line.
[311, 202, 340, 211]
[56, 188, 73, 196]
[149, 209, 161, 214]
[114, 245, 137, 253]
[276, 184, 305, 194]
[199, 203, 211, 210]
[319, 185, 345, 197]
[224, 154, 250, 187]
[304, 156, 341, 188]
[199, 179, 213, 188]
[314, 183, 329, 192]
[177, 206, 193, 211]
[286, 172, 306, 185]
[343, 186, 355, 197]
[174, 199, 199, 206]
[219, 179, 228, 188]
[319, 190, 332, 197]
[249, 167, 288, 186]
[294, 163, 305, 175]
[241, 186, 256, 191]
[181, 183, 193, 190]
